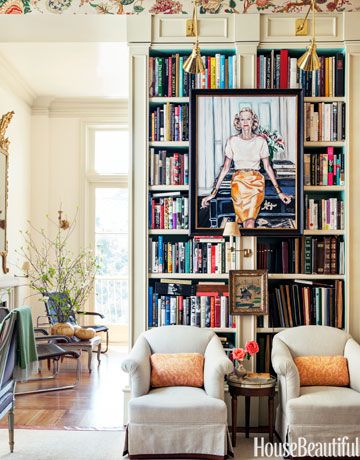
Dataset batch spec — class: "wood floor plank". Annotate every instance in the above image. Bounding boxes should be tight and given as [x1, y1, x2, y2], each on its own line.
[0, 346, 127, 429]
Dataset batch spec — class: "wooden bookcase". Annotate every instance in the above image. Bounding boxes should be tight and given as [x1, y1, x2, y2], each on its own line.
[128, 12, 360, 360]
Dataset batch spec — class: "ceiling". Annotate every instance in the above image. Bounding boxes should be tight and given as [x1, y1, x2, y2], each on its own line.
[0, 42, 129, 99]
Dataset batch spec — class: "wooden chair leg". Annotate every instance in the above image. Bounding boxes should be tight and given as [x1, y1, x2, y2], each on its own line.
[8, 407, 14, 453]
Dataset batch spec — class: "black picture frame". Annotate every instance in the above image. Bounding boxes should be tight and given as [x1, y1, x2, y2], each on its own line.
[189, 88, 304, 236]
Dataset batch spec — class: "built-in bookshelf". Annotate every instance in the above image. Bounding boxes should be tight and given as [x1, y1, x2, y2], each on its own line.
[147, 49, 238, 337]
[255, 46, 347, 373]
[144, 32, 349, 374]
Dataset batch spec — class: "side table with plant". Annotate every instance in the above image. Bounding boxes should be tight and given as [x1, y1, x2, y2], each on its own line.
[231, 340, 260, 377]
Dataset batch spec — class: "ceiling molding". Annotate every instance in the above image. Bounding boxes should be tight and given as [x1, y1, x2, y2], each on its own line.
[0, 52, 36, 106]
[32, 97, 128, 120]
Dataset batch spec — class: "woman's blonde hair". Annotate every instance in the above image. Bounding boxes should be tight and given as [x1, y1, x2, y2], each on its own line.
[233, 107, 259, 133]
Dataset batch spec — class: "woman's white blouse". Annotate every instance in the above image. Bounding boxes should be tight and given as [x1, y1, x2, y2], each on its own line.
[225, 135, 269, 170]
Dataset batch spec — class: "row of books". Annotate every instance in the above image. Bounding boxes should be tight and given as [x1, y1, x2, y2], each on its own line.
[304, 148, 345, 186]
[148, 293, 233, 328]
[149, 103, 189, 142]
[149, 149, 189, 186]
[149, 54, 237, 97]
[257, 50, 344, 96]
[256, 334, 273, 374]
[305, 196, 344, 230]
[149, 193, 189, 230]
[148, 282, 233, 328]
[257, 235, 344, 275]
[304, 102, 345, 142]
[149, 236, 234, 274]
[268, 280, 344, 328]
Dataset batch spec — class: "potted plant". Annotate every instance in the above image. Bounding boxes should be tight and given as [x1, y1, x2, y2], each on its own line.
[18, 209, 100, 334]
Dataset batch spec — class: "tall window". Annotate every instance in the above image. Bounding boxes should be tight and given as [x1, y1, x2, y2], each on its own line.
[86, 124, 129, 342]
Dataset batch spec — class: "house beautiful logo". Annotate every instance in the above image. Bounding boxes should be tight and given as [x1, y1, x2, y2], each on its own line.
[254, 437, 360, 458]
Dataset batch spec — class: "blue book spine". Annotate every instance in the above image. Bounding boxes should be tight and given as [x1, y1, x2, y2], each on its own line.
[228, 56, 233, 89]
[158, 236, 163, 273]
[220, 55, 225, 89]
[336, 156, 341, 185]
[185, 241, 190, 273]
[148, 286, 153, 328]
[165, 296, 171, 325]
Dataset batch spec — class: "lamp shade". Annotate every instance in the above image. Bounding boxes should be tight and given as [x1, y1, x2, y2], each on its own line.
[222, 221, 241, 238]
[183, 43, 205, 75]
[297, 40, 320, 72]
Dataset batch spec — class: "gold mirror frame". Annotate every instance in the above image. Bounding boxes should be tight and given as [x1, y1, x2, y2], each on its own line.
[0, 111, 14, 274]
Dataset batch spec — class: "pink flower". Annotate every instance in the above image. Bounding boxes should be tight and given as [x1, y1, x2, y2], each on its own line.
[245, 340, 259, 356]
[233, 348, 247, 361]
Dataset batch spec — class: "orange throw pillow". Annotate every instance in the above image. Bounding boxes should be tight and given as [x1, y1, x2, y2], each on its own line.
[294, 356, 349, 386]
[150, 353, 204, 388]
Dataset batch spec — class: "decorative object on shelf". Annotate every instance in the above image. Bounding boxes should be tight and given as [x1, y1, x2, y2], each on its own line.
[18, 208, 99, 322]
[231, 340, 259, 377]
[190, 89, 304, 236]
[0, 111, 14, 274]
[222, 221, 252, 258]
[183, 1, 205, 75]
[297, 0, 320, 72]
[229, 269, 268, 315]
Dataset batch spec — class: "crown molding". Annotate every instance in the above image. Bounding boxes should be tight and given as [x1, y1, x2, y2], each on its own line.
[32, 97, 128, 120]
[0, 52, 36, 107]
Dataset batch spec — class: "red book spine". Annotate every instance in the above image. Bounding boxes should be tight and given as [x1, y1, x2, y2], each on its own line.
[210, 297, 215, 328]
[214, 296, 221, 327]
[160, 202, 164, 229]
[279, 49, 289, 89]
[211, 245, 216, 273]
[151, 199, 155, 229]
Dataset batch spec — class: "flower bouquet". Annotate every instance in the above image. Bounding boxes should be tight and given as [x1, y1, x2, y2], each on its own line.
[231, 340, 259, 378]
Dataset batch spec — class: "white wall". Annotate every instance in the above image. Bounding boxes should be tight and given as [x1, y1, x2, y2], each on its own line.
[0, 81, 32, 305]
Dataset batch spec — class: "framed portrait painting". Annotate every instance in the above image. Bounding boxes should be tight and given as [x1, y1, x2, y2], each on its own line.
[190, 89, 304, 235]
[229, 269, 268, 315]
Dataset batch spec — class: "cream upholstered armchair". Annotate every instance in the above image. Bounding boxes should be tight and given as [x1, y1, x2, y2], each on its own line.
[121, 325, 234, 460]
[272, 326, 360, 445]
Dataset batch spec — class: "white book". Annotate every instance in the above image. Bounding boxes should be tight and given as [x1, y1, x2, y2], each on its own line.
[170, 297, 177, 325]
[200, 296, 206, 328]
[152, 240, 158, 272]
[220, 296, 228, 328]
[215, 54, 221, 89]
[225, 242, 231, 274]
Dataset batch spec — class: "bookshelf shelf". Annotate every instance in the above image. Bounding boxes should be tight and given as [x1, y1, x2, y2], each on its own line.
[150, 97, 189, 104]
[256, 327, 286, 333]
[268, 273, 345, 280]
[304, 141, 345, 147]
[149, 141, 189, 148]
[148, 229, 189, 235]
[304, 186, 345, 191]
[304, 97, 346, 103]
[304, 229, 345, 235]
[148, 273, 230, 280]
[149, 185, 189, 192]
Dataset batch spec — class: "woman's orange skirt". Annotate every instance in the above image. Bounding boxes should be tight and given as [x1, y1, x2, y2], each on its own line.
[231, 170, 265, 223]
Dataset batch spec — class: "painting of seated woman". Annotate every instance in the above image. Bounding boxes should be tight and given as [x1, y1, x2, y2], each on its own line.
[190, 89, 303, 235]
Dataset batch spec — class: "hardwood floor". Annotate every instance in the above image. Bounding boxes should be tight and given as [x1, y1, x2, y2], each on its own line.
[0, 345, 128, 430]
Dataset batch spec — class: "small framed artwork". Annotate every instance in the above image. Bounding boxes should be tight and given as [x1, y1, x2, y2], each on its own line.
[190, 88, 304, 236]
[229, 269, 268, 315]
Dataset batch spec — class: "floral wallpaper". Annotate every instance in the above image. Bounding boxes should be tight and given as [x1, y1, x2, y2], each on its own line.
[0, 0, 358, 15]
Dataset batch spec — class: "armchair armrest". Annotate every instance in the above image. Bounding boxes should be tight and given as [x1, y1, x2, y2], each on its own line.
[77, 311, 105, 319]
[204, 334, 233, 400]
[36, 315, 51, 327]
[121, 335, 151, 398]
[272, 337, 300, 407]
[35, 335, 73, 343]
[345, 338, 360, 393]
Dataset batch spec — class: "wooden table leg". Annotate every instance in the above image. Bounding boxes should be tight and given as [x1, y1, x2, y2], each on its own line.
[231, 395, 237, 447]
[88, 348, 92, 373]
[245, 396, 250, 439]
[97, 343, 101, 366]
[268, 394, 274, 443]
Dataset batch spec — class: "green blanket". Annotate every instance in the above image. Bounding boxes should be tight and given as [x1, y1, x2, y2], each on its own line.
[14, 306, 38, 370]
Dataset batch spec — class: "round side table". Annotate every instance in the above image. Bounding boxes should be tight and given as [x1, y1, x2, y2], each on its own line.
[227, 373, 276, 447]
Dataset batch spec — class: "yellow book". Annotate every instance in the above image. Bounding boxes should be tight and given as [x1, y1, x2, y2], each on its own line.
[210, 57, 216, 89]
[328, 57, 333, 97]
[325, 57, 329, 97]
